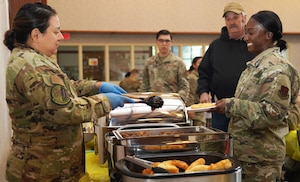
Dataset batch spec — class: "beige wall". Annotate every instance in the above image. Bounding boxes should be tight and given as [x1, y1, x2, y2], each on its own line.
[48, 0, 300, 73]
[0, 1, 11, 182]
[48, 0, 300, 33]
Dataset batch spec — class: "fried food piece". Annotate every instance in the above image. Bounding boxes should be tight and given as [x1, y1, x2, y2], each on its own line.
[152, 162, 160, 167]
[158, 160, 179, 173]
[185, 157, 206, 171]
[171, 160, 189, 170]
[190, 103, 215, 109]
[141, 158, 233, 175]
[185, 164, 210, 172]
[142, 168, 154, 175]
[208, 159, 232, 170]
[143, 160, 188, 174]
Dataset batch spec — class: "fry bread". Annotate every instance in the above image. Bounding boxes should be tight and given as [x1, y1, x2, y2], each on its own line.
[190, 103, 215, 109]
[185, 164, 210, 172]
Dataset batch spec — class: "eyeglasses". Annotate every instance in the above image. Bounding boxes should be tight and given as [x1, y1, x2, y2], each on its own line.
[157, 39, 172, 44]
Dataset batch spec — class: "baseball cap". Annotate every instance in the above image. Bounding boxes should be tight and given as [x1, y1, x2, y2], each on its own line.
[223, 2, 244, 17]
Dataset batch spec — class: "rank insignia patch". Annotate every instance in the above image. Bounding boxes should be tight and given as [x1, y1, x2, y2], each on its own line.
[50, 85, 71, 105]
[278, 86, 289, 100]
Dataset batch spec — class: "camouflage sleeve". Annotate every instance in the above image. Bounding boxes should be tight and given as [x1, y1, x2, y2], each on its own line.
[225, 72, 292, 129]
[70, 79, 98, 96]
[286, 95, 300, 130]
[177, 60, 190, 103]
[19, 70, 111, 125]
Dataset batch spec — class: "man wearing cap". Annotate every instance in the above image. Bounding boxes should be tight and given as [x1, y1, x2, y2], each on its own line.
[197, 2, 255, 132]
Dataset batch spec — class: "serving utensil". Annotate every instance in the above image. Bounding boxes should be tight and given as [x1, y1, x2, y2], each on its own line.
[124, 155, 168, 173]
[123, 94, 164, 111]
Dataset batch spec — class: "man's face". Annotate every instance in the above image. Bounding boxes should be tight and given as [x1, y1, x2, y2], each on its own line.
[156, 34, 172, 55]
[224, 12, 246, 39]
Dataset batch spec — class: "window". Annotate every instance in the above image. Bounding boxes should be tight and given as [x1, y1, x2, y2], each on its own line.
[134, 46, 155, 79]
[182, 45, 204, 70]
[57, 46, 79, 80]
[82, 46, 105, 80]
[57, 43, 209, 82]
[109, 46, 131, 81]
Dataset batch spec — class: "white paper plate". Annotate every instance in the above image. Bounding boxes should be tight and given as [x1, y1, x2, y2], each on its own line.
[186, 103, 216, 112]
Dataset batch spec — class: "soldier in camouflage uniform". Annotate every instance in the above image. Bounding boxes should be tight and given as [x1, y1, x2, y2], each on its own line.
[187, 57, 207, 126]
[3, 3, 133, 181]
[119, 69, 141, 92]
[141, 29, 189, 103]
[211, 11, 300, 181]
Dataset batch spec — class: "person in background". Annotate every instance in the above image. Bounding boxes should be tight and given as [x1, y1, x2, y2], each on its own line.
[3, 3, 133, 181]
[211, 10, 300, 181]
[119, 68, 141, 92]
[197, 2, 255, 132]
[141, 29, 189, 103]
[187, 56, 206, 126]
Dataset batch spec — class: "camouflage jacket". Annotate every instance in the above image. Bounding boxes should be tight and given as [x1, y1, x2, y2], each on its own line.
[141, 53, 189, 103]
[6, 47, 111, 181]
[187, 70, 199, 106]
[225, 47, 300, 165]
[119, 77, 141, 93]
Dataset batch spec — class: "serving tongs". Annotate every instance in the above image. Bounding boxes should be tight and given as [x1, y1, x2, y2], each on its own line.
[123, 94, 164, 111]
[124, 155, 168, 173]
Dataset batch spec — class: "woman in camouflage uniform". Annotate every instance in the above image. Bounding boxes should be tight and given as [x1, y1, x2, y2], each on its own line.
[3, 3, 133, 181]
[212, 11, 300, 181]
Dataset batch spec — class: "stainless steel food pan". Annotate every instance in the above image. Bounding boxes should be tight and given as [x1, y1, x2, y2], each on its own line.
[113, 152, 241, 182]
[115, 126, 229, 147]
[113, 125, 210, 140]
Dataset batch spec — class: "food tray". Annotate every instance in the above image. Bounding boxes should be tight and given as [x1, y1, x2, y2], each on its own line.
[113, 126, 230, 154]
[113, 125, 215, 140]
[114, 152, 242, 182]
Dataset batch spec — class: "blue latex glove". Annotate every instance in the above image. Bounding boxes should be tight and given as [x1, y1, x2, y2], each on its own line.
[99, 82, 127, 95]
[104, 93, 135, 110]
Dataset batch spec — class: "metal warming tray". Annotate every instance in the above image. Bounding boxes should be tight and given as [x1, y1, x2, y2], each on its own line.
[112, 125, 230, 155]
[106, 124, 232, 175]
[113, 152, 241, 182]
[113, 124, 208, 140]
[97, 92, 190, 164]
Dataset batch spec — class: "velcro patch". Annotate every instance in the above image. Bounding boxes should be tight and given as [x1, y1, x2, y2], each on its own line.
[50, 84, 71, 105]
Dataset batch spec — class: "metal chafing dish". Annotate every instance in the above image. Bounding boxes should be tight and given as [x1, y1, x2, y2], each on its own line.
[95, 92, 190, 164]
[108, 92, 189, 125]
[113, 152, 241, 182]
[102, 92, 236, 181]
[106, 125, 232, 156]
[111, 125, 230, 155]
[106, 124, 233, 179]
